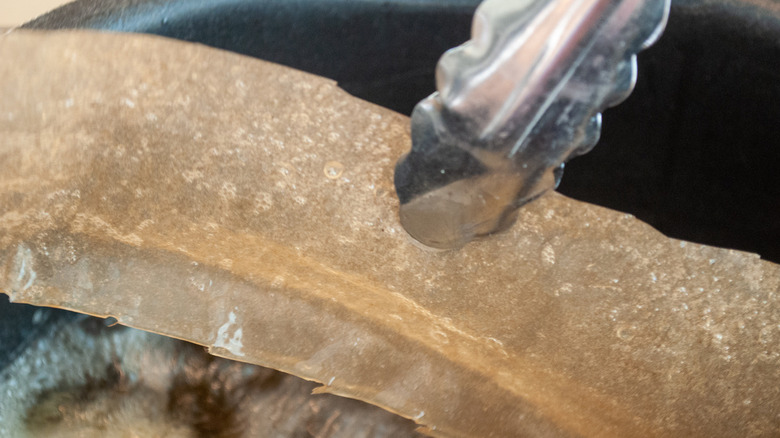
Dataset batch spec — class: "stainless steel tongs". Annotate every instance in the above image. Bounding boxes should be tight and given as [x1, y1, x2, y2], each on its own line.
[394, 0, 670, 249]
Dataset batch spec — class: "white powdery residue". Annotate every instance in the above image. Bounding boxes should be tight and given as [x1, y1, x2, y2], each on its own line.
[487, 337, 504, 347]
[414, 411, 425, 420]
[14, 245, 37, 293]
[15, 256, 25, 282]
[120, 97, 136, 108]
[541, 244, 556, 265]
[213, 310, 245, 357]
[136, 219, 155, 231]
[23, 267, 35, 291]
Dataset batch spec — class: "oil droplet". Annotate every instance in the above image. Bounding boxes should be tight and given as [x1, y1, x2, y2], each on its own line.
[616, 325, 635, 341]
[254, 192, 273, 212]
[323, 161, 344, 179]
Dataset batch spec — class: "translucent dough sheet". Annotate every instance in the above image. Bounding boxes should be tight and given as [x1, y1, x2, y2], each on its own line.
[1, 30, 779, 437]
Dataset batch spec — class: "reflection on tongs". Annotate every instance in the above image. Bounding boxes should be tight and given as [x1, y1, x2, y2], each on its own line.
[394, 0, 670, 249]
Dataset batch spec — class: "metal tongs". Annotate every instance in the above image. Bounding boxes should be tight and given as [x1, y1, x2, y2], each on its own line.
[394, 0, 670, 249]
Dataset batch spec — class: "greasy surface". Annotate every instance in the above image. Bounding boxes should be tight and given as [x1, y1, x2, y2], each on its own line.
[1, 30, 779, 437]
[0, 317, 422, 438]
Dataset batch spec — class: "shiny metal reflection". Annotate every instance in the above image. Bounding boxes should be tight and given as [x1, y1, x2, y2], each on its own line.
[395, 0, 670, 249]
